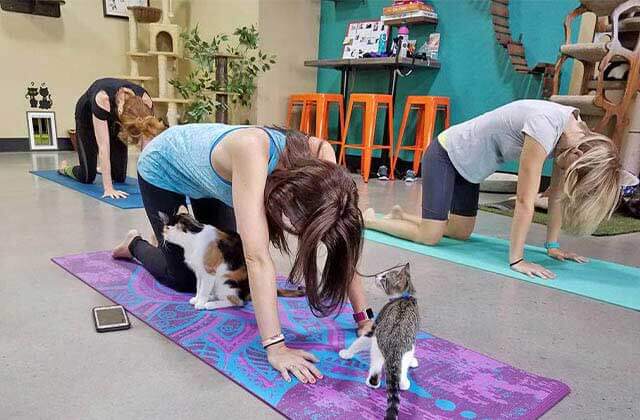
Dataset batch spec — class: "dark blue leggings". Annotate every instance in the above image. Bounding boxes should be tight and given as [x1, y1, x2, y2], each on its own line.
[421, 139, 480, 221]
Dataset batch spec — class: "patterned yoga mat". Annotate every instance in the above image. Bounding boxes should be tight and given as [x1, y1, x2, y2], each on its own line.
[53, 251, 570, 419]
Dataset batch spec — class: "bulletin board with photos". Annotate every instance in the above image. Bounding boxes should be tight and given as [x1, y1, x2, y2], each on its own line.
[342, 20, 390, 59]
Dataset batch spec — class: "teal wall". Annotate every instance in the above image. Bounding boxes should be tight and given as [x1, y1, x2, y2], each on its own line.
[317, 0, 579, 173]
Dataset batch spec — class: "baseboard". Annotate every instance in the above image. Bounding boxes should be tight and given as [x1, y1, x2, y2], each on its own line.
[0, 137, 73, 152]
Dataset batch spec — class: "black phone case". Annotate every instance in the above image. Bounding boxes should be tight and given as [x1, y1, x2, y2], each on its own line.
[93, 306, 131, 333]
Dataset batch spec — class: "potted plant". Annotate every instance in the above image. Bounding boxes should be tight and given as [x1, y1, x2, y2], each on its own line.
[171, 25, 276, 123]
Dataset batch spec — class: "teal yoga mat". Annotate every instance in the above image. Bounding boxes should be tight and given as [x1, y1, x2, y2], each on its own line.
[364, 230, 640, 311]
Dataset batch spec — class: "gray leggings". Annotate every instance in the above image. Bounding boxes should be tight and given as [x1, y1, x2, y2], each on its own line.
[421, 139, 480, 221]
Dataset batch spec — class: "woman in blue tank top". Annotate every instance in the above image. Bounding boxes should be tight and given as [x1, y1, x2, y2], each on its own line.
[112, 123, 371, 384]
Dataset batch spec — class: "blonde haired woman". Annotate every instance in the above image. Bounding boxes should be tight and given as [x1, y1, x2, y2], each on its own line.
[59, 78, 164, 199]
[365, 100, 625, 279]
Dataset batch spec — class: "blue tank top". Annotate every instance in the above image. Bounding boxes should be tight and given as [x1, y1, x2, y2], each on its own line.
[137, 124, 286, 207]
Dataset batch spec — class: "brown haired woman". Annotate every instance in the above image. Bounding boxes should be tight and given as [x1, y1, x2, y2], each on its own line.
[58, 78, 163, 199]
[365, 100, 632, 279]
[112, 124, 371, 384]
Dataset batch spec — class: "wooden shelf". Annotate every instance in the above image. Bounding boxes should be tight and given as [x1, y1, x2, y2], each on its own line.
[152, 97, 191, 104]
[116, 75, 154, 81]
[127, 51, 152, 58]
[549, 94, 604, 116]
[586, 80, 628, 90]
[304, 56, 440, 70]
[148, 51, 183, 59]
[382, 15, 437, 26]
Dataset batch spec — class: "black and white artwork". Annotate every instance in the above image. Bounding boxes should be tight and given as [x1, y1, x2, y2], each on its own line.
[25, 82, 53, 109]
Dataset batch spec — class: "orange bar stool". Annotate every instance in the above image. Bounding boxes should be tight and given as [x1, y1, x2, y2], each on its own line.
[286, 93, 344, 145]
[287, 93, 316, 134]
[339, 94, 394, 182]
[391, 96, 450, 176]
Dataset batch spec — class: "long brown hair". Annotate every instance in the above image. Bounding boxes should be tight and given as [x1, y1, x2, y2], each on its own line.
[264, 129, 363, 316]
[117, 94, 166, 146]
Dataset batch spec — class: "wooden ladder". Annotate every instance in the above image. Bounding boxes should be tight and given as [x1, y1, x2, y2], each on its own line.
[490, 0, 556, 97]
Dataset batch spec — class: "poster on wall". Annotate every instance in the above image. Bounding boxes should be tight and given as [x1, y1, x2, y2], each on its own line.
[103, 0, 148, 19]
[342, 20, 390, 59]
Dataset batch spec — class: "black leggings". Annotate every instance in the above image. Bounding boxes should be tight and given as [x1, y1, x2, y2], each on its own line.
[72, 117, 128, 184]
[129, 175, 237, 293]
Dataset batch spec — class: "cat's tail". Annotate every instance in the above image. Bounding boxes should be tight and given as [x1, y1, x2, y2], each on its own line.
[384, 353, 401, 420]
[276, 287, 305, 298]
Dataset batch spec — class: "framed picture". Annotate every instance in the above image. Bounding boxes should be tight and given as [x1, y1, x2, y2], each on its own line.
[27, 111, 58, 151]
[342, 19, 390, 59]
[103, 0, 148, 19]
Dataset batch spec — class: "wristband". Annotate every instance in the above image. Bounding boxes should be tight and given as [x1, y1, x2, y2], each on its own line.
[263, 338, 285, 350]
[544, 241, 560, 250]
[261, 333, 284, 348]
[509, 258, 524, 267]
[353, 308, 374, 323]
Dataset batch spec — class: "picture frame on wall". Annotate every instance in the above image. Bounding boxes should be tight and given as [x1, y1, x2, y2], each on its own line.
[27, 111, 58, 151]
[103, 0, 149, 19]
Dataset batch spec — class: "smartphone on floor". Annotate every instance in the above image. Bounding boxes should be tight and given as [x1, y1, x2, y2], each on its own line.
[92, 305, 131, 333]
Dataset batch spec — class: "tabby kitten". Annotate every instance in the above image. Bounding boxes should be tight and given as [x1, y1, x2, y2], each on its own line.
[161, 206, 303, 310]
[339, 263, 419, 420]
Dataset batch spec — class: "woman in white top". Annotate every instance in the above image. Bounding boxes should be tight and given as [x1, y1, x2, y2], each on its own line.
[365, 100, 627, 279]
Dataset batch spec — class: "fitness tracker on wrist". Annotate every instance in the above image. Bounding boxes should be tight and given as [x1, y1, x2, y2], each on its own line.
[353, 308, 374, 323]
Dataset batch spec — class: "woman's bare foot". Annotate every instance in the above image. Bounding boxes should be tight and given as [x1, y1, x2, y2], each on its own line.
[363, 208, 376, 224]
[112, 229, 140, 259]
[57, 160, 70, 175]
[386, 205, 404, 220]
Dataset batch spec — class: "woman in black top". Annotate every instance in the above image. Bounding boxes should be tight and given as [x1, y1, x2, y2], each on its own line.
[59, 78, 160, 199]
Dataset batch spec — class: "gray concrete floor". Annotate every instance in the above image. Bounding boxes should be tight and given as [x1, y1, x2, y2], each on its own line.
[1, 151, 638, 420]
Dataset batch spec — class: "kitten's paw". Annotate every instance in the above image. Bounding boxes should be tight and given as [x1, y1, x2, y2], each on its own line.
[194, 301, 207, 310]
[410, 357, 419, 368]
[204, 301, 220, 310]
[400, 378, 411, 391]
[189, 297, 197, 305]
[366, 374, 381, 389]
[338, 349, 352, 359]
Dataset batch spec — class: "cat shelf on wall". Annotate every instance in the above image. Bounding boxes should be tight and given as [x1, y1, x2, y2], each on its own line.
[0, 0, 65, 18]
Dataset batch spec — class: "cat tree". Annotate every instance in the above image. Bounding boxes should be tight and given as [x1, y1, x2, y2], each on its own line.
[116, 0, 188, 126]
[550, 0, 640, 176]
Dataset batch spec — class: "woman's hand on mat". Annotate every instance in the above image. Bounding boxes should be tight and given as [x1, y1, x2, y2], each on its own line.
[102, 188, 129, 199]
[267, 343, 323, 384]
[511, 260, 556, 280]
[547, 248, 589, 263]
[357, 319, 374, 337]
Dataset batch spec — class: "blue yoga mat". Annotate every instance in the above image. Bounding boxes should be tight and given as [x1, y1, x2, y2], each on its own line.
[31, 170, 143, 209]
[365, 230, 640, 311]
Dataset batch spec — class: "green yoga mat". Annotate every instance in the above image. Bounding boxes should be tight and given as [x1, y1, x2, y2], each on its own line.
[479, 199, 640, 236]
[364, 230, 640, 311]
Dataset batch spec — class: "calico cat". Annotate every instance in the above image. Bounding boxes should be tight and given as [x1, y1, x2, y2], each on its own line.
[160, 206, 304, 310]
[339, 263, 419, 420]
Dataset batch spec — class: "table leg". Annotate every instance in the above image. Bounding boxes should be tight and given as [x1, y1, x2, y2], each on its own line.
[338, 67, 352, 158]
[380, 67, 399, 173]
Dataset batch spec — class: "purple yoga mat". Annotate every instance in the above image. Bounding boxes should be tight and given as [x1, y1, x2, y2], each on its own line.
[53, 251, 570, 419]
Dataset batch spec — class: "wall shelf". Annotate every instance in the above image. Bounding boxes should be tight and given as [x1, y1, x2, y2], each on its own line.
[382, 15, 438, 26]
